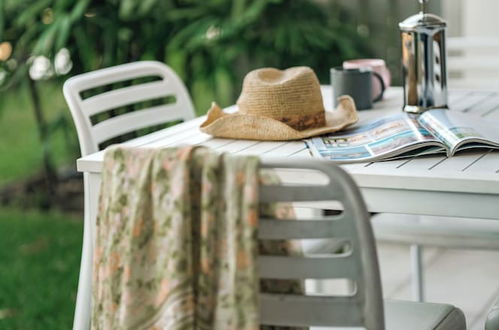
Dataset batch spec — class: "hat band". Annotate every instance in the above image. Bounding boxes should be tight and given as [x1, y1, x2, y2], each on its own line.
[279, 111, 326, 131]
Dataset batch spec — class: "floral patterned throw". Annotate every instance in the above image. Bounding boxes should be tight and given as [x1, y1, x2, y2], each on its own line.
[92, 146, 305, 330]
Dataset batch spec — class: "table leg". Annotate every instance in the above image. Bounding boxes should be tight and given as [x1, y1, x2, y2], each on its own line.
[410, 244, 425, 302]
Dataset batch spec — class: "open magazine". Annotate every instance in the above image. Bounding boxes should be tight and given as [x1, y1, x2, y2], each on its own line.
[306, 109, 499, 163]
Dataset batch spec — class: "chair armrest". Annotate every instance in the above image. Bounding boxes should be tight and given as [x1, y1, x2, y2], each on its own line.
[486, 296, 499, 330]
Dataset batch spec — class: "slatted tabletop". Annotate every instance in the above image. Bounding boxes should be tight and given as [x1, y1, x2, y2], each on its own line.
[78, 86, 499, 219]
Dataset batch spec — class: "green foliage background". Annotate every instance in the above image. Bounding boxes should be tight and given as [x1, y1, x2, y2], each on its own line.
[1, 0, 370, 112]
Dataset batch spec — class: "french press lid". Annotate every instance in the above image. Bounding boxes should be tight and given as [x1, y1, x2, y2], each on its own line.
[399, 0, 446, 31]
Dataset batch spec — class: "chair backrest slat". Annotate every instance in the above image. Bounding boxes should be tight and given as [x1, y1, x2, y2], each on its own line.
[63, 61, 195, 156]
[260, 185, 341, 202]
[68, 63, 170, 91]
[91, 104, 186, 143]
[259, 254, 357, 279]
[260, 293, 364, 327]
[259, 218, 345, 239]
[81, 81, 171, 116]
[258, 159, 384, 329]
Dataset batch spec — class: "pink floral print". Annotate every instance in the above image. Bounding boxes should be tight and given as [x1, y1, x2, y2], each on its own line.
[92, 146, 305, 330]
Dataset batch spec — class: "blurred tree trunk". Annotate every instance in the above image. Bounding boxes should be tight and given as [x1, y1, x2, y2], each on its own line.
[27, 75, 58, 207]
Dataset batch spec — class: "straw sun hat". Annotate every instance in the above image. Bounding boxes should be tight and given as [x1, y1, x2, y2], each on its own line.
[199, 66, 358, 141]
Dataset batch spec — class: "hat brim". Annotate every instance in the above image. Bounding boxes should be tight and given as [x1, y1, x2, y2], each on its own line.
[199, 95, 359, 141]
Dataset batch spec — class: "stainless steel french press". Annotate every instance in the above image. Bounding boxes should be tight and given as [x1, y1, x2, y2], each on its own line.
[399, 0, 448, 113]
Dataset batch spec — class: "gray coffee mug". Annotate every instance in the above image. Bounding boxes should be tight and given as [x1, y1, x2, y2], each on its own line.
[331, 67, 385, 110]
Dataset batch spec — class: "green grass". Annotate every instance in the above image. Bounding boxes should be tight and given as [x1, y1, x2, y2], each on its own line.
[0, 84, 83, 329]
[0, 83, 77, 186]
[0, 208, 82, 329]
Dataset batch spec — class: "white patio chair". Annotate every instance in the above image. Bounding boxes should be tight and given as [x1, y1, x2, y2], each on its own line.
[259, 160, 465, 329]
[63, 61, 195, 330]
[447, 36, 499, 89]
[63, 61, 196, 157]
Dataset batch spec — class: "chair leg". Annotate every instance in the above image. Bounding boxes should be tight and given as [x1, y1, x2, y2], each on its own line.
[73, 173, 94, 330]
[73, 214, 92, 330]
[410, 244, 425, 302]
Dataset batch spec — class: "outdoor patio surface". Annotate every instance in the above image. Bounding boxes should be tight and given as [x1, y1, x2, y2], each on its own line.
[378, 242, 499, 330]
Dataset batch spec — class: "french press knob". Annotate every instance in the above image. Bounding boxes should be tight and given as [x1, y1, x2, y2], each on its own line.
[399, 0, 448, 113]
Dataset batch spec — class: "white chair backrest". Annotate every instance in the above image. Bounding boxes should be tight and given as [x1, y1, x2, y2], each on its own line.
[63, 61, 195, 156]
[447, 37, 499, 90]
[258, 159, 384, 329]
[72, 159, 383, 330]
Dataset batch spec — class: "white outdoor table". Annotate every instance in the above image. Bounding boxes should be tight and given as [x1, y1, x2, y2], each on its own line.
[77, 86, 499, 221]
[74, 86, 499, 329]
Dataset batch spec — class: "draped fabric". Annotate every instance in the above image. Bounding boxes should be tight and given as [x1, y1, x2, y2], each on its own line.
[92, 146, 305, 330]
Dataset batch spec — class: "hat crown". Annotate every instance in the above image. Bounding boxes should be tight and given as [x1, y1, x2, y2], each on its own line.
[236, 67, 326, 130]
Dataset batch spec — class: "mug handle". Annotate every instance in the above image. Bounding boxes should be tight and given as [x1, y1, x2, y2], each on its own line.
[372, 71, 386, 103]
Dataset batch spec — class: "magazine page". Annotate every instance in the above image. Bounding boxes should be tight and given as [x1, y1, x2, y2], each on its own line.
[306, 113, 445, 163]
[418, 109, 499, 156]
